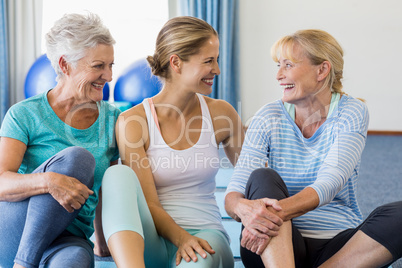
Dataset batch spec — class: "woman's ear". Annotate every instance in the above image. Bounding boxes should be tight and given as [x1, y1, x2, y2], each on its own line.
[59, 56, 69, 75]
[169, 54, 181, 74]
[317, 61, 331, 81]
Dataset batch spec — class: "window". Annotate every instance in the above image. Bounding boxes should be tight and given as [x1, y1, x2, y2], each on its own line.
[41, 0, 169, 98]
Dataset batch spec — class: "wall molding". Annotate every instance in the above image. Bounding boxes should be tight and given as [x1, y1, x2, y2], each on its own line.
[367, 130, 402, 136]
[244, 128, 402, 136]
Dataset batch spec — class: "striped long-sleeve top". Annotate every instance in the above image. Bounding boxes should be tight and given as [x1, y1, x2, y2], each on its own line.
[226, 94, 369, 239]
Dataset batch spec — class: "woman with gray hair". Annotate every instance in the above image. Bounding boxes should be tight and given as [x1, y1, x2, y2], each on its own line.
[0, 12, 120, 268]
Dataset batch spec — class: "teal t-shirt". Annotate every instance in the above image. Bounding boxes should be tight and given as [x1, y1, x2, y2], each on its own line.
[0, 90, 121, 242]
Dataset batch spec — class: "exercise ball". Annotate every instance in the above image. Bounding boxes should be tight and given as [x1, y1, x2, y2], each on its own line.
[24, 54, 110, 100]
[103, 83, 110, 101]
[114, 58, 162, 105]
[24, 54, 57, 98]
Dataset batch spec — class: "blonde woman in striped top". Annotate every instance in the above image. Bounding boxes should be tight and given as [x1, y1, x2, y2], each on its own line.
[225, 29, 402, 268]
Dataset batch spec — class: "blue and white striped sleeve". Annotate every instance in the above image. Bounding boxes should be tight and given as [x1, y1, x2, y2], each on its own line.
[309, 99, 369, 206]
[225, 106, 272, 195]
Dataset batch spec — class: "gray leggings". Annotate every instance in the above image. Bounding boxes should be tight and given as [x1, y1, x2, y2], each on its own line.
[240, 168, 402, 268]
[0, 146, 95, 268]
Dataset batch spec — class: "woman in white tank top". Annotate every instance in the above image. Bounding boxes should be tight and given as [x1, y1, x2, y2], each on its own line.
[102, 16, 244, 268]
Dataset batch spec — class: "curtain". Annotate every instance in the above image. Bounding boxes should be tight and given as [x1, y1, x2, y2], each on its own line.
[179, 0, 239, 111]
[0, 0, 8, 121]
[6, 0, 43, 112]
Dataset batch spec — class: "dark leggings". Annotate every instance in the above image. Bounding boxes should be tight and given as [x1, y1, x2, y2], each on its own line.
[240, 168, 402, 268]
[0, 146, 95, 268]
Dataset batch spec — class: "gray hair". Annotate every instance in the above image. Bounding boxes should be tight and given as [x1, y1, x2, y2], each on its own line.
[45, 12, 115, 81]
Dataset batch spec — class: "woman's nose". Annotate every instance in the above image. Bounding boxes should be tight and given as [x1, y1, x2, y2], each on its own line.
[276, 68, 284, 81]
[213, 61, 220, 75]
[102, 67, 113, 82]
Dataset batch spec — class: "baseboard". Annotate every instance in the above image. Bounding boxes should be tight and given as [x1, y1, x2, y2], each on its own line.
[367, 130, 402, 136]
[244, 127, 402, 136]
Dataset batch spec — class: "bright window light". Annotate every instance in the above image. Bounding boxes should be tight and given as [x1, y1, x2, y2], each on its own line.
[41, 0, 169, 98]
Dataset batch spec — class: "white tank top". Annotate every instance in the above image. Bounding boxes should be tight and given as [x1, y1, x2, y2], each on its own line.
[142, 94, 229, 241]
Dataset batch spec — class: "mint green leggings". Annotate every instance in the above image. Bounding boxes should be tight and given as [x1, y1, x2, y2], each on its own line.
[102, 165, 234, 268]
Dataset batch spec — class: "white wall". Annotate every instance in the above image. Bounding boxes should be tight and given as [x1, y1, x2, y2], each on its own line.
[238, 0, 402, 131]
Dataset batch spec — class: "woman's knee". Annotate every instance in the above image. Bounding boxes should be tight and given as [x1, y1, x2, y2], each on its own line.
[176, 252, 214, 268]
[65, 147, 95, 187]
[176, 251, 233, 268]
[102, 165, 140, 191]
[46, 146, 95, 188]
[62, 146, 95, 169]
[368, 201, 402, 222]
[245, 168, 288, 200]
[187, 230, 234, 268]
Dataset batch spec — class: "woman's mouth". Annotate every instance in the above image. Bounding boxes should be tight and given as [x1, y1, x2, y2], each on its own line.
[201, 78, 214, 86]
[281, 84, 295, 90]
[91, 82, 104, 89]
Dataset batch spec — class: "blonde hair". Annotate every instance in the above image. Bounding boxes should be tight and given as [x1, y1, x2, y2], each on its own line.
[147, 16, 218, 80]
[271, 29, 344, 94]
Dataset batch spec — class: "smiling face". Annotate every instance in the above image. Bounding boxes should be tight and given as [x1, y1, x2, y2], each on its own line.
[276, 44, 325, 105]
[68, 44, 114, 102]
[179, 35, 220, 95]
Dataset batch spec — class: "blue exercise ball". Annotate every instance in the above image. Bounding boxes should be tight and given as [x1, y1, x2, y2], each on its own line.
[24, 54, 110, 100]
[24, 54, 57, 98]
[114, 58, 162, 105]
[103, 82, 110, 101]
